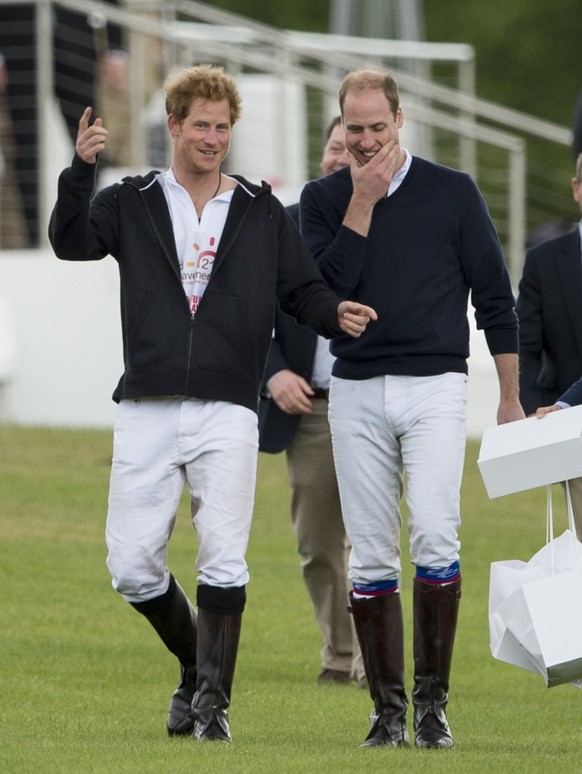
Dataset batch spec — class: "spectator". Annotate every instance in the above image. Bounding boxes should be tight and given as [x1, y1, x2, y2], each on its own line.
[0, 1, 125, 246]
[517, 152, 582, 537]
[572, 90, 582, 159]
[259, 116, 366, 688]
[48, 64, 376, 743]
[300, 67, 523, 749]
[97, 0, 163, 168]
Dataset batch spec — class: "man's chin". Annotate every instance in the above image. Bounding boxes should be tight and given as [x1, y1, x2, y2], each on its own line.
[352, 152, 374, 166]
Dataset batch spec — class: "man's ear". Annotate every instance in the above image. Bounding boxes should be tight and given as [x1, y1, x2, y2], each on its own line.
[396, 107, 404, 129]
[168, 114, 179, 137]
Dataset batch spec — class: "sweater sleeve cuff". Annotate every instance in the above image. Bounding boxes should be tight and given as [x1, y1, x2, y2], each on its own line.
[70, 153, 100, 180]
[335, 223, 368, 255]
[484, 327, 519, 356]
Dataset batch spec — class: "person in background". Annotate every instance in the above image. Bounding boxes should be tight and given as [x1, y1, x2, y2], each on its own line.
[517, 152, 582, 537]
[97, 0, 164, 169]
[48, 64, 376, 744]
[300, 67, 524, 750]
[0, 1, 125, 246]
[285, 116, 348, 223]
[259, 116, 366, 688]
[572, 90, 582, 159]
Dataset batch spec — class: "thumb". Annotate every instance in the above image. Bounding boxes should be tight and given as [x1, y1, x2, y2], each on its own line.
[78, 106, 92, 133]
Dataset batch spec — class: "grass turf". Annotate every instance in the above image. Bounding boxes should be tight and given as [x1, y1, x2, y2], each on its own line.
[1, 424, 581, 773]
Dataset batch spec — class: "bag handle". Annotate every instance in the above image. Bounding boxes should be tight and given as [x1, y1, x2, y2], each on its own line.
[546, 482, 582, 576]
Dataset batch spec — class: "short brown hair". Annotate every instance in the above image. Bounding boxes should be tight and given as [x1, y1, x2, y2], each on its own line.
[164, 64, 242, 125]
[339, 68, 400, 118]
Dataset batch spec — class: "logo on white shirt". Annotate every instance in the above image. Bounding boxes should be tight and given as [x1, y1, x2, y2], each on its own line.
[181, 235, 218, 316]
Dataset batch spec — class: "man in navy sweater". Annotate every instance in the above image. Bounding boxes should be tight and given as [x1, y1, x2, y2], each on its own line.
[300, 68, 524, 750]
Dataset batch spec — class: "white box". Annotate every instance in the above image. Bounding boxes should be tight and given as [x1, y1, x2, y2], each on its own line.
[478, 405, 582, 498]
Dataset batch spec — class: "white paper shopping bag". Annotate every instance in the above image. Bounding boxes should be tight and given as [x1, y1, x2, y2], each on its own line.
[521, 569, 582, 686]
[488, 486, 582, 687]
[489, 559, 547, 675]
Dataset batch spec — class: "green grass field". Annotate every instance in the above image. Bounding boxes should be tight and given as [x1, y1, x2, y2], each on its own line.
[1, 424, 581, 773]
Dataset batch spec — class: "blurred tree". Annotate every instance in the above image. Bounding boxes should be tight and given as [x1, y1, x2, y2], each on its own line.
[423, 0, 579, 232]
[206, 0, 579, 128]
[206, 0, 579, 229]
[204, 0, 328, 31]
[423, 0, 579, 128]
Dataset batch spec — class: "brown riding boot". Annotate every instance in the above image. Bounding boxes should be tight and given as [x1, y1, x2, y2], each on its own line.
[412, 576, 461, 749]
[349, 592, 409, 748]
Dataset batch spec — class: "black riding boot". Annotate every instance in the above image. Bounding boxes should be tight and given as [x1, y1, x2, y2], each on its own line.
[412, 576, 461, 749]
[131, 575, 198, 736]
[349, 592, 409, 748]
[191, 585, 245, 743]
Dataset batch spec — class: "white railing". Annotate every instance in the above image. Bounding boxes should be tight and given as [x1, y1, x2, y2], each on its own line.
[0, 0, 572, 284]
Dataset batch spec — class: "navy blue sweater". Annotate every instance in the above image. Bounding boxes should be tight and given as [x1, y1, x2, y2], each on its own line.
[300, 157, 519, 379]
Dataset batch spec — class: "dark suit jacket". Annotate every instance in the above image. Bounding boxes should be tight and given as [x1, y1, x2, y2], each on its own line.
[258, 202, 320, 454]
[258, 309, 319, 453]
[573, 90, 582, 159]
[560, 376, 582, 407]
[516, 228, 582, 414]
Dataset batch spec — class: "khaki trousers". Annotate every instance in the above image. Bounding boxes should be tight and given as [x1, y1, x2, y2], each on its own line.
[286, 398, 363, 679]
